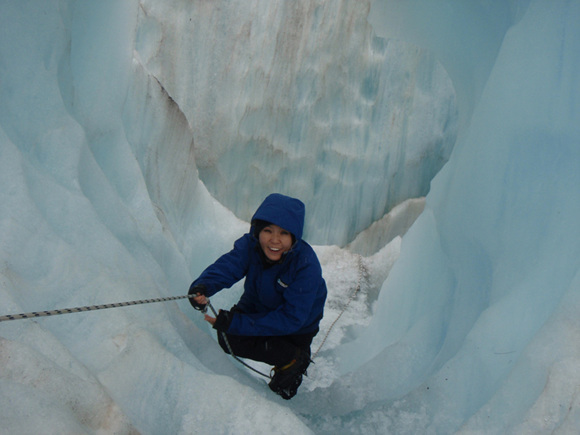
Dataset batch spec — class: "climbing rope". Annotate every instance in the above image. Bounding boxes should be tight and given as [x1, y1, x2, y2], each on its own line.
[311, 254, 364, 359]
[0, 294, 196, 323]
[0, 255, 365, 378]
[212, 254, 365, 377]
[202, 300, 272, 379]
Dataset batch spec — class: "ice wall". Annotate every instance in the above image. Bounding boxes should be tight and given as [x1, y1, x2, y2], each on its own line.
[136, 0, 457, 246]
[0, 1, 304, 433]
[317, 0, 580, 432]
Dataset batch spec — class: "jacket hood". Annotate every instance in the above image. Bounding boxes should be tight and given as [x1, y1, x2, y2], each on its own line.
[251, 193, 305, 240]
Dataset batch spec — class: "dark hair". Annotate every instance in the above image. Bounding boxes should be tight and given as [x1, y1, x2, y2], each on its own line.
[252, 219, 271, 238]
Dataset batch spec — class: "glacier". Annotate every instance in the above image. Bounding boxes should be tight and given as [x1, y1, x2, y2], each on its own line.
[0, 0, 579, 434]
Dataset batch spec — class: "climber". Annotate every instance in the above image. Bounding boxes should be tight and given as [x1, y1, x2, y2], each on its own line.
[188, 193, 327, 399]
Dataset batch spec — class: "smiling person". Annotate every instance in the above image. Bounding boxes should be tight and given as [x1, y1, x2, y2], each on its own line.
[188, 193, 327, 399]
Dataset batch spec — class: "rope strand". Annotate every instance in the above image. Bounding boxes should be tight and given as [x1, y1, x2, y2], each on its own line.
[204, 301, 272, 379]
[312, 254, 364, 359]
[0, 295, 195, 323]
[210, 254, 365, 378]
[0, 255, 365, 378]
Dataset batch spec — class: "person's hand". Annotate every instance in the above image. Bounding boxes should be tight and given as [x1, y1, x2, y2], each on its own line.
[211, 310, 233, 332]
[204, 314, 216, 325]
[188, 284, 207, 311]
[194, 293, 208, 305]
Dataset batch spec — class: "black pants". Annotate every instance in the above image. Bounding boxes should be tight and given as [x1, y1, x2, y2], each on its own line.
[217, 330, 316, 367]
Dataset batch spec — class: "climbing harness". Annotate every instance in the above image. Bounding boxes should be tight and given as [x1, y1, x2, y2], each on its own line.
[0, 255, 365, 378]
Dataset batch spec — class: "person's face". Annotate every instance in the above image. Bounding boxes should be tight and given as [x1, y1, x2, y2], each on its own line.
[259, 224, 293, 262]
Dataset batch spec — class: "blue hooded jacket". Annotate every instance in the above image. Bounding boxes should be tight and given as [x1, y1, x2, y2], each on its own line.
[191, 193, 327, 336]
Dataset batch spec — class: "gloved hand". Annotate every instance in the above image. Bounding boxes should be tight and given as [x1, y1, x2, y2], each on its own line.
[188, 284, 207, 311]
[212, 309, 233, 332]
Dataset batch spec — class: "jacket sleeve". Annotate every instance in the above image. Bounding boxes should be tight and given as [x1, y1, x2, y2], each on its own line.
[228, 254, 325, 336]
[190, 234, 252, 297]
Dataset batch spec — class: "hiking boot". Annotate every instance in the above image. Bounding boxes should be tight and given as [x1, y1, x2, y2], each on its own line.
[268, 350, 311, 400]
[276, 373, 303, 400]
